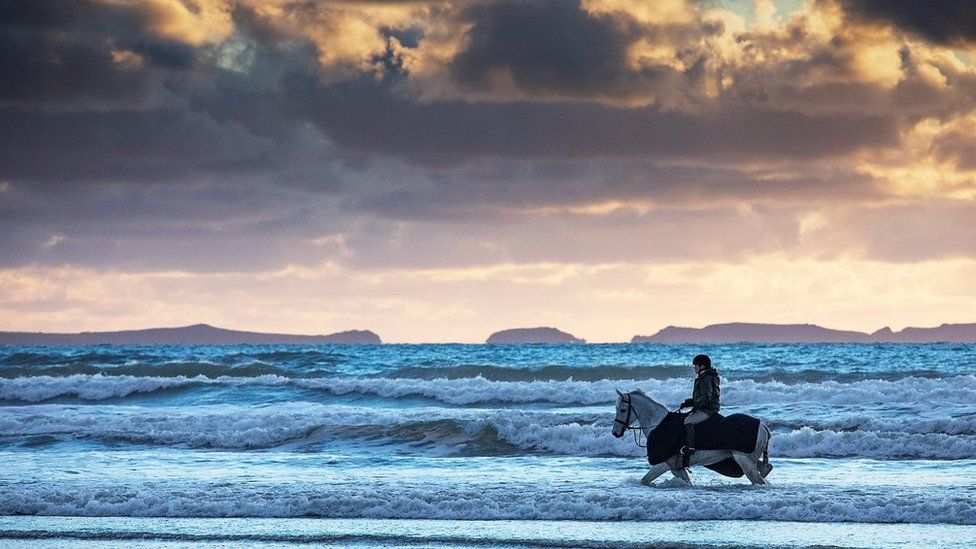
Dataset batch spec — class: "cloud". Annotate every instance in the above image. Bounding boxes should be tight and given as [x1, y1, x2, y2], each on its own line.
[824, 200, 976, 262]
[447, 0, 689, 105]
[0, 0, 228, 107]
[4, 256, 976, 342]
[931, 113, 976, 171]
[839, 0, 976, 46]
[0, 107, 278, 183]
[6, 170, 967, 276]
[293, 77, 899, 164]
[345, 161, 887, 223]
[1, 0, 976, 337]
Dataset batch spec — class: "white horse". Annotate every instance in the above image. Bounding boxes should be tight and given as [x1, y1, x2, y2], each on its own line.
[612, 389, 772, 486]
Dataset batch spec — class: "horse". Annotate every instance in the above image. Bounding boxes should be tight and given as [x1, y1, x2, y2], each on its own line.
[612, 389, 772, 486]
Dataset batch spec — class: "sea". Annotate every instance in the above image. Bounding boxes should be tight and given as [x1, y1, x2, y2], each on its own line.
[1, 343, 974, 548]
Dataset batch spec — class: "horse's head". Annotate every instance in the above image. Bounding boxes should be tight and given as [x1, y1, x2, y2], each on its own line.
[612, 389, 633, 438]
[612, 389, 669, 439]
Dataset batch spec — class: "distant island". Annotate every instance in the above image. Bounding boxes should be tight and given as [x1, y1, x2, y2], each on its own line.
[0, 324, 381, 345]
[4, 321, 975, 345]
[632, 322, 976, 343]
[486, 327, 585, 344]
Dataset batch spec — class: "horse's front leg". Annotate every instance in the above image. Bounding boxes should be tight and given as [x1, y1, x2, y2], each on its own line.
[640, 462, 671, 486]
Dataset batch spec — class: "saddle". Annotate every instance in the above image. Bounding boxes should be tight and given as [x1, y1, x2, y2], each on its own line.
[646, 411, 761, 478]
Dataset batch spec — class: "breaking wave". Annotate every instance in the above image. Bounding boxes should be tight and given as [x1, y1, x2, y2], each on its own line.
[390, 364, 691, 381]
[4, 404, 975, 459]
[0, 361, 294, 380]
[3, 481, 975, 524]
[4, 373, 975, 408]
[4, 343, 974, 531]
[2, 353, 966, 384]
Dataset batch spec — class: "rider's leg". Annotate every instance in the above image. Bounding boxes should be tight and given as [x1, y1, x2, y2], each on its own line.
[681, 411, 709, 467]
[682, 411, 709, 450]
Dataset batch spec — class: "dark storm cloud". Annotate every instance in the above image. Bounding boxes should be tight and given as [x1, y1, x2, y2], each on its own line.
[0, 0, 901, 187]
[0, 107, 275, 184]
[347, 162, 886, 222]
[1, 0, 974, 274]
[295, 77, 899, 164]
[0, 6, 339, 188]
[0, 26, 150, 105]
[0, 0, 200, 106]
[0, 178, 349, 271]
[839, 0, 976, 45]
[0, 52, 899, 190]
[450, 0, 674, 99]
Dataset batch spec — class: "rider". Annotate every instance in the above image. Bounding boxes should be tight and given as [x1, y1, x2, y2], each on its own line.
[678, 354, 720, 460]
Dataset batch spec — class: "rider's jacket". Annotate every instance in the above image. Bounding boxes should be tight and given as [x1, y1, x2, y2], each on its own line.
[691, 367, 721, 414]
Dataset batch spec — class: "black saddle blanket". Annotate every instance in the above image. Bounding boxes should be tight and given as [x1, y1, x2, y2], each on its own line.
[646, 412, 761, 478]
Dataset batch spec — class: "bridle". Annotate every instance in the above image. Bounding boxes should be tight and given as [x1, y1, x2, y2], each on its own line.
[614, 392, 648, 448]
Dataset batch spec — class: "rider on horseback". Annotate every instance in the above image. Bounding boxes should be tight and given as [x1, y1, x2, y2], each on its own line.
[678, 354, 720, 461]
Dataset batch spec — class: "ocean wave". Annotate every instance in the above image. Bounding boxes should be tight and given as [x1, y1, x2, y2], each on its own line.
[490, 419, 976, 460]
[771, 428, 976, 459]
[0, 349, 162, 368]
[4, 373, 976, 409]
[776, 415, 976, 436]
[0, 530, 706, 549]
[0, 405, 583, 452]
[300, 375, 976, 408]
[387, 364, 952, 384]
[0, 374, 205, 402]
[3, 404, 975, 459]
[390, 364, 691, 382]
[2, 353, 961, 385]
[0, 361, 293, 380]
[3, 481, 974, 523]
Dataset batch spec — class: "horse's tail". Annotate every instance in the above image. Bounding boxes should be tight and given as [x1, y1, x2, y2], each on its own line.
[761, 423, 771, 467]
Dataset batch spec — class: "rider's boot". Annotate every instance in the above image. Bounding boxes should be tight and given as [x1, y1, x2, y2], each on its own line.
[681, 424, 696, 468]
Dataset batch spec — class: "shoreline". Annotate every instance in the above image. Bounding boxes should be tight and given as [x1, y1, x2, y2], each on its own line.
[2, 517, 974, 548]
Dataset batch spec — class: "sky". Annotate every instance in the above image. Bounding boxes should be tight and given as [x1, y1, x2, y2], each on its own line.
[1, 0, 976, 343]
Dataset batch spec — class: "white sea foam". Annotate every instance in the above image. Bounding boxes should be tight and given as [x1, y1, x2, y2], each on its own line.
[296, 375, 976, 408]
[0, 374, 205, 402]
[780, 416, 976, 436]
[3, 403, 974, 459]
[493, 419, 976, 460]
[3, 480, 975, 524]
[4, 374, 976, 409]
[4, 345, 973, 532]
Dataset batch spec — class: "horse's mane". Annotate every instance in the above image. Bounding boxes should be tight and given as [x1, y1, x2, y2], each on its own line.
[628, 389, 667, 411]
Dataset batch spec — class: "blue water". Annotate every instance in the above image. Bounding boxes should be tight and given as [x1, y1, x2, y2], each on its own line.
[2, 343, 975, 547]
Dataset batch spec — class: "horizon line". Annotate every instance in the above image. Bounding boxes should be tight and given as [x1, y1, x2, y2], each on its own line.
[2, 320, 975, 345]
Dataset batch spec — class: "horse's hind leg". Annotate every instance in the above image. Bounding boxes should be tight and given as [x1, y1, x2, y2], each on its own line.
[755, 423, 773, 481]
[759, 460, 773, 479]
[732, 451, 766, 485]
[670, 466, 691, 484]
[640, 462, 670, 486]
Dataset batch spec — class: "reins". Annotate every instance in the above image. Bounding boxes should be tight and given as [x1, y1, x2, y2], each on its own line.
[616, 393, 648, 448]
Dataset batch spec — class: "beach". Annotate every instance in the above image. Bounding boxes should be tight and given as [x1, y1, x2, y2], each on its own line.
[1, 343, 974, 547]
